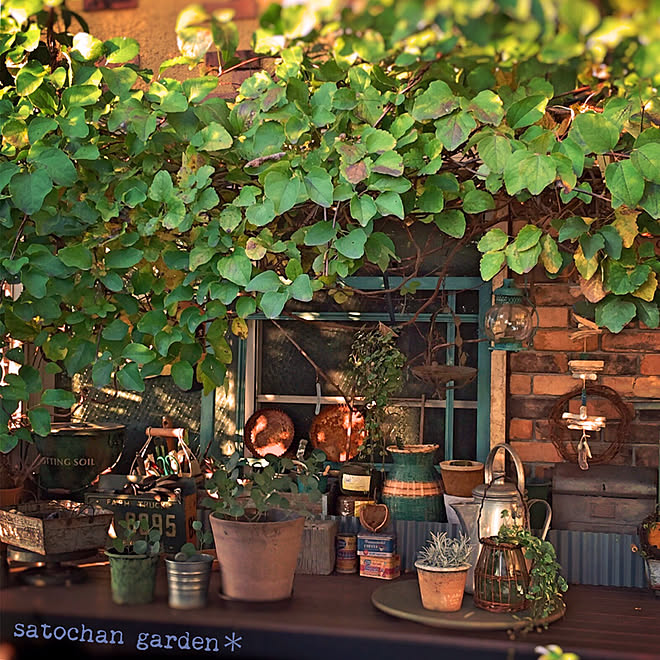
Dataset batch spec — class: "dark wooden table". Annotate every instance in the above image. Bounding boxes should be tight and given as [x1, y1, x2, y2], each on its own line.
[1, 564, 658, 660]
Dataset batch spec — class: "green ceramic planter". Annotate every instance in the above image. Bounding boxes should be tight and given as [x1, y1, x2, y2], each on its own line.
[381, 445, 442, 521]
[106, 551, 158, 605]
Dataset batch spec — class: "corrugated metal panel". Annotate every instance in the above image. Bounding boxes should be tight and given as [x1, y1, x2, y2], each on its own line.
[330, 517, 647, 588]
[548, 529, 646, 588]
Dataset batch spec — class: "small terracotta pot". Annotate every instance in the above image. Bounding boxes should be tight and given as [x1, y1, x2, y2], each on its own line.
[415, 562, 469, 612]
[0, 487, 22, 507]
[439, 460, 484, 497]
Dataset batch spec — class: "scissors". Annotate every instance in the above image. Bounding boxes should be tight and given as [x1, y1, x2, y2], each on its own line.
[155, 445, 180, 476]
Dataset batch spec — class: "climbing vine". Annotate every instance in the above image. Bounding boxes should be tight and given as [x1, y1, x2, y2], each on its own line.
[0, 0, 658, 449]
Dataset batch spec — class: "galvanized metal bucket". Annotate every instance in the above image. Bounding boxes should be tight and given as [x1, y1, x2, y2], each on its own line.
[165, 554, 213, 609]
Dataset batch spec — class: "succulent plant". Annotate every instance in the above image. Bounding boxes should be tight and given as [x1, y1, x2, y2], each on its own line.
[416, 531, 472, 569]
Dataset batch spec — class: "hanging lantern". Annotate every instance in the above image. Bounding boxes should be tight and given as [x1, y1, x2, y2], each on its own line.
[484, 279, 536, 352]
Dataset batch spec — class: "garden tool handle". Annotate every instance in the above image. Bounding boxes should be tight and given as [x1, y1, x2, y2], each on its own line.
[484, 443, 526, 494]
[527, 498, 552, 540]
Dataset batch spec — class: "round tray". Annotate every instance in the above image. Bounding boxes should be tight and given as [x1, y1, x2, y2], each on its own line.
[371, 579, 565, 631]
[309, 405, 365, 463]
[244, 409, 294, 458]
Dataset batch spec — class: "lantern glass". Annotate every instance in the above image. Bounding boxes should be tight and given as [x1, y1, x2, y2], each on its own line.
[484, 279, 535, 351]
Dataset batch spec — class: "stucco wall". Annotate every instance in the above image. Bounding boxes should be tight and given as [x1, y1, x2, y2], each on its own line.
[70, 0, 259, 81]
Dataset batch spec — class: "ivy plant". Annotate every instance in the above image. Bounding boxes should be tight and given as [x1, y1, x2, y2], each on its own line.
[0, 0, 659, 451]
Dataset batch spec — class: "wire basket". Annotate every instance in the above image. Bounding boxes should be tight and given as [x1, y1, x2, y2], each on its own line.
[474, 537, 529, 613]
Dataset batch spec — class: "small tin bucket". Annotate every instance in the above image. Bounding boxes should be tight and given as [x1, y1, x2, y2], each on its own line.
[165, 555, 213, 609]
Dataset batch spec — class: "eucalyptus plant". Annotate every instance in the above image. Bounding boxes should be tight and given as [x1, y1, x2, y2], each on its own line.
[203, 449, 325, 522]
[0, 0, 659, 451]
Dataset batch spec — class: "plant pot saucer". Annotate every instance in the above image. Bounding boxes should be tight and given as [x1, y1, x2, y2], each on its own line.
[371, 579, 565, 631]
[411, 365, 477, 398]
[217, 588, 294, 603]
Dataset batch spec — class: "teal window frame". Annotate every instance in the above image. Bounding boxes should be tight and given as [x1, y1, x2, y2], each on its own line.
[200, 276, 492, 463]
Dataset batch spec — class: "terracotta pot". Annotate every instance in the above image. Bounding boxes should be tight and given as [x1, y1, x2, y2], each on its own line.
[0, 487, 22, 507]
[209, 509, 305, 602]
[440, 460, 484, 497]
[415, 561, 469, 612]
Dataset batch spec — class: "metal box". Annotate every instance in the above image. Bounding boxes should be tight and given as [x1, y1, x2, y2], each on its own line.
[85, 475, 197, 554]
[552, 464, 657, 534]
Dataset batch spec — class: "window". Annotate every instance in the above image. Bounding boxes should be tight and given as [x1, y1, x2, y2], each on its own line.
[234, 276, 492, 463]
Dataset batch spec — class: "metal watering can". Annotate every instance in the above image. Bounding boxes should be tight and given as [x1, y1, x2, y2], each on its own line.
[450, 443, 552, 593]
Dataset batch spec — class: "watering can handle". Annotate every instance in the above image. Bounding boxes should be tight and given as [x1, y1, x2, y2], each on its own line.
[527, 499, 552, 540]
[484, 443, 526, 494]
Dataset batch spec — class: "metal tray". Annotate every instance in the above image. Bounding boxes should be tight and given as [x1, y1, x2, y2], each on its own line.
[371, 578, 565, 631]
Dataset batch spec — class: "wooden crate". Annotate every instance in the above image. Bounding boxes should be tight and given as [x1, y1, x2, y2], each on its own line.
[0, 501, 113, 556]
[296, 519, 337, 576]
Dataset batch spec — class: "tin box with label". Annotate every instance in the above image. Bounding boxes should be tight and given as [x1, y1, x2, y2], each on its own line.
[359, 554, 400, 579]
[357, 531, 396, 556]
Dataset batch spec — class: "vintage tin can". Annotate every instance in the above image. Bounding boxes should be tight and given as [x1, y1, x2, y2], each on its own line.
[359, 554, 401, 580]
[335, 533, 357, 573]
[357, 532, 396, 557]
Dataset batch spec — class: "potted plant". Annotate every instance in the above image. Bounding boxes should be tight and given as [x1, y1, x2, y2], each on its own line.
[204, 449, 325, 602]
[633, 507, 660, 593]
[494, 513, 568, 624]
[415, 531, 472, 612]
[0, 444, 43, 507]
[165, 519, 214, 610]
[347, 325, 406, 464]
[106, 518, 161, 605]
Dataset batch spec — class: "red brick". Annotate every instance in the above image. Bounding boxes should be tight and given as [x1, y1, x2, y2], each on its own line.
[601, 376, 636, 397]
[633, 376, 660, 399]
[509, 397, 555, 419]
[581, 442, 633, 466]
[567, 398, 633, 421]
[510, 352, 568, 374]
[510, 441, 563, 463]
[625, 424, 660, 444]
[533, 329, 599, 352]
[602, 331, 660, 352]
[634, 445, 660, 468]
[537, 307, 569, 328]
[509, 418, 533, 440]
[598, 354, 639, 376]
[535, 420, 550, 440]
[531, 284, 580, 306]
[510, 374, 531, 395]
[533, 465, 555, 482]
[641, 354, 660, 376]
[533, 374, 581, 396]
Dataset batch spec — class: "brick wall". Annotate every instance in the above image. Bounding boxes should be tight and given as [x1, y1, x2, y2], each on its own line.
[506, 279, 660, 481]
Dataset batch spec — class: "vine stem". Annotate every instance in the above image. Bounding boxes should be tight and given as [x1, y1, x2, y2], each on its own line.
[269, 319, 354, 410]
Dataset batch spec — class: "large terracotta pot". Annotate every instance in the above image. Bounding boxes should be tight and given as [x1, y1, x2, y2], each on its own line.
[415, 561, 469, 612]
[209, 509, 305, 602]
